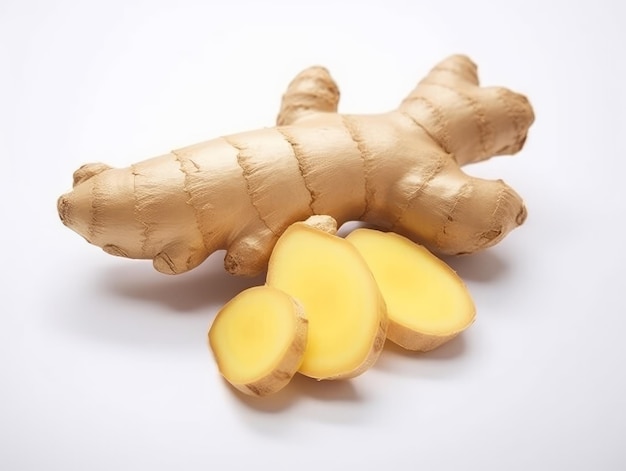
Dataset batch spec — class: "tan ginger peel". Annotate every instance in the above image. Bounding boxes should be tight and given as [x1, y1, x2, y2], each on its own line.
[58, 55, 534, 276]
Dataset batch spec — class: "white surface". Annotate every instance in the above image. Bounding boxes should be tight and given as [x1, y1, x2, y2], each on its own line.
[2, 1, 625, 469]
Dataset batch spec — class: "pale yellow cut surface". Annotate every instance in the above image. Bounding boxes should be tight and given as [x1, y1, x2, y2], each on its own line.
[266, 222, 387, 380]
[346, 228, 475, 351]
[208, 286, 307, 395]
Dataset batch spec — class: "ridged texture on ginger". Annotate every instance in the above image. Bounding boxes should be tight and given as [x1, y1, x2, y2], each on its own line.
[208, 286, 307, 396]
[346, 228, 475, 352]
[266, 221, 387, 380]
[58, 55, 534, 276]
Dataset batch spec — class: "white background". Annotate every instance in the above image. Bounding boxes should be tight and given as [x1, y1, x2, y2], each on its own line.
[1, 0, 625, 469]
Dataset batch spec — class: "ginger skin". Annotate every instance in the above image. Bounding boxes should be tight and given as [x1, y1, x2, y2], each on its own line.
[57, 55, 534, 276]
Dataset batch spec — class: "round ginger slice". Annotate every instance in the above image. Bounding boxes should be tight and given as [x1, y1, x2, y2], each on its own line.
[346, 228, 475, 352]
[266, 221, 387, 380]
[208, 286, 307, 396]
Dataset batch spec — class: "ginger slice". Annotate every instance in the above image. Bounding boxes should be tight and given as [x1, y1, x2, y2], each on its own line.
[266, 221, 387, 380]
[208, 286, 307, 396]
[346, 228, 475, 352]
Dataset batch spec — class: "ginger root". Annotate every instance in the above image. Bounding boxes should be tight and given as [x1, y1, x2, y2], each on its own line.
[266, 218, 387, 380]
[208, 286, 307, 396]
[57, 55, 534, 276]
[346, 228, 475, 351]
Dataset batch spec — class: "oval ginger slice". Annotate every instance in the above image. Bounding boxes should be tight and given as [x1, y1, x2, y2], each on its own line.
[346, 228, 475, 351]
[208, 286, 307, 396]
[267, 222, 387, 380]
